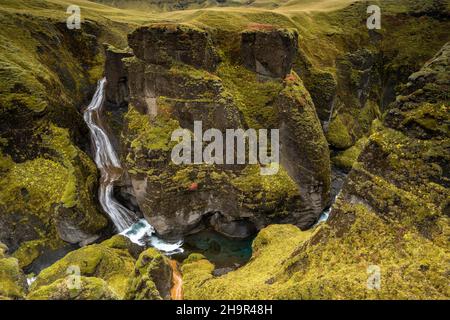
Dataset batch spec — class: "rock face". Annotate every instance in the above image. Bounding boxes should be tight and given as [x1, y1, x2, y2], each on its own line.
[128, 24, 220, 72]
[276, 73, 331, 220]
[0, 16, 110, 268]
[241, 28, 298, 78]
[0, 125, 108, 268]
[104, 23, 330, 239]
[181, 42, 450, 299]
[125, 248, 172, 300]
[104, 45, 133, 107]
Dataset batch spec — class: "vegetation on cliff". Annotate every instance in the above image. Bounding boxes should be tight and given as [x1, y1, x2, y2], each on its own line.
[0, 0, 449, 301]
[181, 40, 450, 300]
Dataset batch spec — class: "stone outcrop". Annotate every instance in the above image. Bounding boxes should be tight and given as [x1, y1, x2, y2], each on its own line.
[28, 235, 138, 299]
[0, 15, 112, 269]
[128, 24, 220, 72]
[0, 124, 108, 268]
[241, 28, 298, 78]
[26, 235, 173, 300]
[104, 23, 330, 239]
[276, 73, 331, 220]
[125, 248, 172, 300]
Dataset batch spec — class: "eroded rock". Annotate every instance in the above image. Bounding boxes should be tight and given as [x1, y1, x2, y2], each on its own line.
[125, 248, 172, 300]
[241, 28, 298, 78]
[104, 23, 330, 239]
[128, 24, 220, 72]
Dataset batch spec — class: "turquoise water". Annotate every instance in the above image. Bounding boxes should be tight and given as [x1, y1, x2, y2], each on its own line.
[174, 230, 255, 268]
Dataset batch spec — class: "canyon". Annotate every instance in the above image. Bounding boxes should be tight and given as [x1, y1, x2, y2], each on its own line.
[0, 0, 449, 300]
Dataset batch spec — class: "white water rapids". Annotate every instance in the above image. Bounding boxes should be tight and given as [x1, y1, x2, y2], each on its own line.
[84, 78, 182, 254]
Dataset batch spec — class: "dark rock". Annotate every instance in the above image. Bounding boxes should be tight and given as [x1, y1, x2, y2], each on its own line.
[104, 44, 133, 107]
[209, 213, 257, 239]
[55, 206, 102, 246]
[241, 28, 298, 78]
[107, 24, 331, 239]
[128, 23, 220, 72]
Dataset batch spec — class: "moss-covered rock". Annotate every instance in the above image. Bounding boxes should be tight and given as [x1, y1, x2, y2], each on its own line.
[112, 26, 331, 238]
[27, 276, 119, 300]
[29, 237, 136, 299]
[125, 248, 172, 300]
[0, 242, 27, 300]
[326, 114, 354, 149]
[276, 72, 331, 222]
[0, 124, 108, 261]
[332, 136, 368, 172]
[128, 23, 219, 72]
[0, 3, 133, 266]
[182, 225, 311, 299]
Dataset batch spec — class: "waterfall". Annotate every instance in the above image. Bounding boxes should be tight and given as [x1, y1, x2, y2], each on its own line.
[84, 78, 182, 254]
[83, 78, 136, 231]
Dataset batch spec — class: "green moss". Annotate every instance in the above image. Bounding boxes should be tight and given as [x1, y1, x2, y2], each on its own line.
[0, 123, 106, 251]
[0, 157, 72, 222]
[12, 239, 47, 269]
[326, 114, 354, 149]
[182, 253, 207, 265]
[0, 242, 7, 258]
[125, 248, 172, 300]
[182, 225, 311, 299]
[333, 137, 368, 171]
[125, 104, 180, 153]
[399, 103, 449, 136]
[231, 165, 300, 217]
[0, 254, 26, 299]
[218, 61, 283, 129]
[29, 242, 135, 299]
[276, 72, 331, 197]
[101, 235, 134, 251]
[27, 276, 119, 300]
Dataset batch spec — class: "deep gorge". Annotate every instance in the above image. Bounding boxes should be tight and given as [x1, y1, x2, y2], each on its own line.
[0, 0, 449, 301]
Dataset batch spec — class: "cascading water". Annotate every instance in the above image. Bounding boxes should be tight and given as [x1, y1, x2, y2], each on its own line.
[84, 78, 136, 231]
[84, 78, 182, 254]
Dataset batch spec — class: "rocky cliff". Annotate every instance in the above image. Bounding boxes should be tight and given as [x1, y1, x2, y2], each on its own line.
[104, 23, 330, 239]
[0, 0, 449, 301]
[182, 41, 450, 299]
